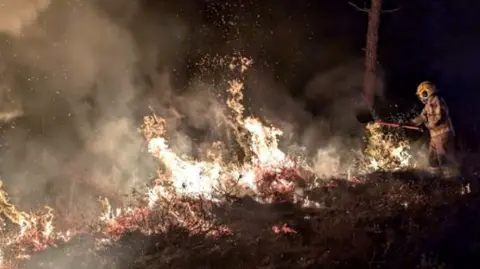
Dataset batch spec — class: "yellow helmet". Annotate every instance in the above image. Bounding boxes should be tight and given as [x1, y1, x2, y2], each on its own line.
[416, 81, 436, 102]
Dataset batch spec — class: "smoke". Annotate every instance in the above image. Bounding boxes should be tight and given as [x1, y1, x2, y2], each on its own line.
[0, 0, 51, 37]
[242, 60, 385, 178]
[0, 0, 389, 223]
[0, 1, 404, 269]
[311, 142, 341, 178]
[0, 0, 191, 219]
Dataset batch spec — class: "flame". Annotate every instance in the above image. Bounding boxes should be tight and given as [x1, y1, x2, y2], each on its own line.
[0, 54, 421, 268]
[362, 122, 414, 172]
[272, 223, 296, 234]
[0, 182, 73, 266]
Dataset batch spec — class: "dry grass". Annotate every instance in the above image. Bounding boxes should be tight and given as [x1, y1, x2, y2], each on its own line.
[16, 169, 480, 269]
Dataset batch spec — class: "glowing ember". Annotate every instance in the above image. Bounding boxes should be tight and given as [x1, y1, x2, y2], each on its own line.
[272, 224, 296, 234]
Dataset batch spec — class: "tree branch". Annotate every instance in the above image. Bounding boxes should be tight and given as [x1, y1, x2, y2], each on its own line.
[348, 2, 401, 13]
[348, 1, 369, 12]
[381, 7, 401, 13]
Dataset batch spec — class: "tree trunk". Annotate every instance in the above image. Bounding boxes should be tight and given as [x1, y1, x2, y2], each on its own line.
[364, 0, 382, 108]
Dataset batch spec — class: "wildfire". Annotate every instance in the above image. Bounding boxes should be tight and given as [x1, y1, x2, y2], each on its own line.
[0, 54, 419, 268]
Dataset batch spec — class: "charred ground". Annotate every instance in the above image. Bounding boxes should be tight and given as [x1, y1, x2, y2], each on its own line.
[19, 167, 480, 269]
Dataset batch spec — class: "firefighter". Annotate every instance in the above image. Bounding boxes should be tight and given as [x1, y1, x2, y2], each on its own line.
[409, 81, 468, 191]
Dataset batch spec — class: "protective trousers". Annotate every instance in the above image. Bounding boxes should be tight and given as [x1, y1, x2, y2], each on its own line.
[428, 131, 459, 178]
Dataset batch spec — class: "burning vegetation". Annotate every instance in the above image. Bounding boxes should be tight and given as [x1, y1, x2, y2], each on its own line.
[0, 55, 477, 269]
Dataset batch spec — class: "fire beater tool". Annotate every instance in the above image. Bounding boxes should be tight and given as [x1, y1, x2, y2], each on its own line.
[375, 121, 423, 132]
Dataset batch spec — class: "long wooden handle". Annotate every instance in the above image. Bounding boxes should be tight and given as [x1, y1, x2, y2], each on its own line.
[376, 121, 422, 131]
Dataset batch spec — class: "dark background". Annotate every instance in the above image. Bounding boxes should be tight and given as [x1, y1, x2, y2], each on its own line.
[142, 0, 480, 150]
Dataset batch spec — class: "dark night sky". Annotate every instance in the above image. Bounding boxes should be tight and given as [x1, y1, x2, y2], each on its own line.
[155, 0, 480, 148]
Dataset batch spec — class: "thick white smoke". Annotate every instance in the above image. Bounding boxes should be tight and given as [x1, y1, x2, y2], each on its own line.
[0, 0, 188, 219]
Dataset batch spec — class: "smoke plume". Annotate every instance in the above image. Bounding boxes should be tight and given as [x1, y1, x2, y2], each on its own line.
[0, 0, 187, 221]
[0, 1, 400, 268]
[0, 0, 387, 224]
